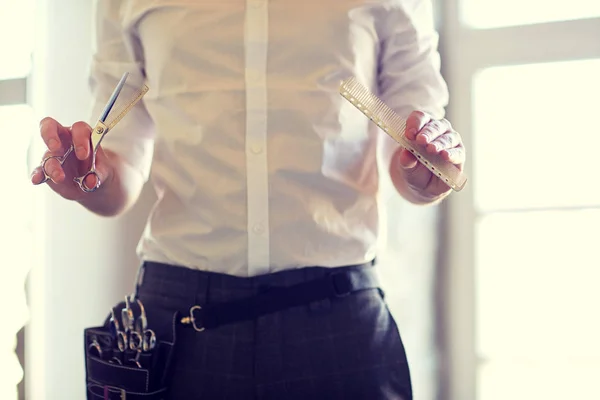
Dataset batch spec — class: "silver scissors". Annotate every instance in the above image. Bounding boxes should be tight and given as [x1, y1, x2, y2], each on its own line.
[121, 295, 136, 344]
[109, 307, 129, 354]
[37, 72, 130, 192]
[128, 298, 156, 353]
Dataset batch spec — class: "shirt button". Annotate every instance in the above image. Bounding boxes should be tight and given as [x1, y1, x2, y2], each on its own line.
[253, 223, 265, 234]
[250, 144, 263, 154]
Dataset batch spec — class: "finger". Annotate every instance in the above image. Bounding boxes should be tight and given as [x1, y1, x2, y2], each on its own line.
[41, 157, 66, 184]
[441, 145, 466, 166]
[405, 110, 431, 141]
[40, 117, 71, 152]
[85, 174, 98, 189]
[424, 176, 453, 198]
[30, 167, 45, 185]
[78, 158, 111, 191]
[416, 118, 452, 146]
[397, 147, 418, 169]
[71, 121, 93, 160]
[395, 149, 433, 190]
[427, 130, 462, 153]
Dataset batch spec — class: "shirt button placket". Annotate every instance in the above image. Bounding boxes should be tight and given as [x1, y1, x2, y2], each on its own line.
[244, 0, 270, 275]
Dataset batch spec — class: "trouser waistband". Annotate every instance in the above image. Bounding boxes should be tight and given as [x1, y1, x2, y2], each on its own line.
[135, 260, 380, 331]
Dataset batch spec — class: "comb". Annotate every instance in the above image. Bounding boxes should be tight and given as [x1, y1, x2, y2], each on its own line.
[105, 84, 149, 131]
[339, 76, 467, 192]
[89, 73, 149, 152]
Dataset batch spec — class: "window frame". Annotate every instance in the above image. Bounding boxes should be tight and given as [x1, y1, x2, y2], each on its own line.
[0, 78, 27, 106]
[437, 2, 600, 399]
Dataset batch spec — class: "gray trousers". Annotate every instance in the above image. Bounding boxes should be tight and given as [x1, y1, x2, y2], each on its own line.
[135, 262, 412, 399]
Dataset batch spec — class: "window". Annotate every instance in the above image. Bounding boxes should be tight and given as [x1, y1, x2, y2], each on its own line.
[0, 0, 36, 399]
[476, 210, 600, 399]
[460, 0, 600, 29]
[441, 1, 600, 399]
[472, 59, 600, 211]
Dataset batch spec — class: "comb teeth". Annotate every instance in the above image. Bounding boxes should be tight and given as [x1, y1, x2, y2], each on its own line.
[339, 76, 467, 192]
[106, 84, 150, 131]
[339, 76, 407, 136]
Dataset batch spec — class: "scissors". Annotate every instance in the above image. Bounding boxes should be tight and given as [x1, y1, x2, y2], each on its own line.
[36, 72, 130, 192]
[109, 307, 129, 354]
[121, 295, 136, 344]
[128, 298, 157, 353]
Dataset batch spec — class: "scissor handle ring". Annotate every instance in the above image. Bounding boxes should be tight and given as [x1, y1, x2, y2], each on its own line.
[73, 170, 101, 192]
[41, 153, 62, 168]
[37, 147, 73, 185]
[129, 331, 144, 351]
[142, 329, 157, 352]
[37, 156, 60, 184]
[88, 341, 103, 358]
[117, 331, 128, 352]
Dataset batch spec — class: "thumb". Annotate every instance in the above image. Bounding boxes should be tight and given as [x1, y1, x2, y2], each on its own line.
[394, 147, 418, 171]
[392, 147, 432, 190]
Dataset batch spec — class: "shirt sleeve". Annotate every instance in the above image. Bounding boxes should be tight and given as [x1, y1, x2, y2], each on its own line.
[376, 0, 450, 165]
[88, 0, 155, 182]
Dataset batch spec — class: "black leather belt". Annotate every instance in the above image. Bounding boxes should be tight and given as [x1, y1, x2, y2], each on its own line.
[175, 264, 381, 332]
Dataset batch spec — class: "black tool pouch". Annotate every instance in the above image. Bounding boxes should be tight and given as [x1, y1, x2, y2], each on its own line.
[84, 300, 178, 399]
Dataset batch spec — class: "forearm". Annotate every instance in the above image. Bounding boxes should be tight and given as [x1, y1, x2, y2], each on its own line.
[76, 150, 145, 217]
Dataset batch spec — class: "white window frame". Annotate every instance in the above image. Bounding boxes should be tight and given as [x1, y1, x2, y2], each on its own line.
[438, 2, 600, 399]
[0, 78, 27, 106]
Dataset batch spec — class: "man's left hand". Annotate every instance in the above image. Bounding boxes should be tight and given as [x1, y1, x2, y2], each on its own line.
[392, 110, 466, 200]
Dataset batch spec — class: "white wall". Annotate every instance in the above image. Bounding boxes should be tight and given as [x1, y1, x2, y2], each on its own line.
[26, 1, 155, 398]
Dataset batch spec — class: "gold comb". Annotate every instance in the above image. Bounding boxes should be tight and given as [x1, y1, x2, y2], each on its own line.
[339, 76, 467, 192]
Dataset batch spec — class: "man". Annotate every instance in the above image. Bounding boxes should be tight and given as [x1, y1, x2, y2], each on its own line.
[31, 0, 465, 398]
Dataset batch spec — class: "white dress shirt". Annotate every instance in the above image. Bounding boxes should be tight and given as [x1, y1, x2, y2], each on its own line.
[89, 0, 449, 277]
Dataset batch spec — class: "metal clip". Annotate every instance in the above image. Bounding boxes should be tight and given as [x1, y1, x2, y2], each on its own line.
[180, 305, 205, 332]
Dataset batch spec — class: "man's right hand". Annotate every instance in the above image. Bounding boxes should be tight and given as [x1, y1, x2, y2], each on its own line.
[31, 117, 114, 201]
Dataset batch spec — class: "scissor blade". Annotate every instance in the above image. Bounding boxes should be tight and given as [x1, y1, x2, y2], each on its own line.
[98, 72, 129, 123]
